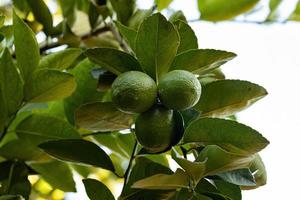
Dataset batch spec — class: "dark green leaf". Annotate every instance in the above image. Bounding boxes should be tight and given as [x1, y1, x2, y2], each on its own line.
[83, 178, 115, 200]
[214, 180, 241, 200]
[12, 0, 31, 17]
[241, 154, 267, 190]
[120, 157, 172, 198]
[115, 21, 137, 51]
[0, 91, 7, 135]
[0, 16, 4, 27]
[110, 0, 135, 24]
[0, 161, 31, 199]
[64, 59, 105, 124]
[0, 195, 24, 200]
[39, 48, 82, 70]
[26, 0, 53, 35]
[196, 145, 254, 175]
[39, 139, 115, 171]
[171, 49, 236, 74]
[132, 168, 189, 190]
[217, 169, 256, 186]
[180, 108, 201, 128]
[29, 160, 76, 192]
[24, 69, 76, 103]
[127, 9, 152, 30]
[95, 69, 117, 91]
[0, 49, 23, 117]
[13, 11, 40, 83]
[155, 0, 173, 11]
[75, 102, 133, 131]
[85, 48, 141, 75]
[171, 189, 212, 200]
[169, 11, 187, 23]
[173, 20, 198, 54]
[184, 118, 269, 155]
[198, 0, 260, 21]
[136, 13, 180, 81]
[194, 80, 268, 117]
[16, 113, 80, 146]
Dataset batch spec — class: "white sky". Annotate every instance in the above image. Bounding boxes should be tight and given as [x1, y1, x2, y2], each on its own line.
[137, 0, 300, 199]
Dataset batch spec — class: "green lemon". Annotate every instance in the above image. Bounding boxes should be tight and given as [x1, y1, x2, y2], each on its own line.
[111, 71, 157, 113]
[135, 104, 184, 153]
[158, 70, 201, 110]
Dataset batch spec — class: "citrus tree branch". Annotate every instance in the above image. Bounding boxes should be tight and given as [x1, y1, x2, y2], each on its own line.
[123, 140, 138, 184]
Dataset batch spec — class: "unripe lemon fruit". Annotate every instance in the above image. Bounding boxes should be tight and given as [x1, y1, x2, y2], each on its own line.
[111, 71, 157, 113]
[135, 104, 184, 153]
[158, 70, 201, 110]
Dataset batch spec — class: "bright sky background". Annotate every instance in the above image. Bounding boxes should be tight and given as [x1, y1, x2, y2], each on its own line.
[135, 0, 300, 199]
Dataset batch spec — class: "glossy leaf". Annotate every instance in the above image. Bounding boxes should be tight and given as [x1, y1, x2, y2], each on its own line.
[196, 145, 254, 175]
[75, 102, 134, 132]
[64, 59, 105, 124]
[26, 0, 53, 35]
[16, 114, 80, 146]
[0, 49, 23, 116]
[24, 69, 76, 103]
[155, 0, 173, 11]
[184, 118, 269, 154]
[132, 168, 189, 190]
[171, 49, 236, 74]
[39, 48, 82, 70]
[115, 21, 137, 51]
[110, 0, 135, 24]
[83, 178, 115, 200]
[135, 13, 180, 81]
[217, 168, 256, 186]
[214, 180, 241, 200]
[198, 0, 260, 21]
[120, 157, 172, 199]
[85, 48, 141, 75]
[171, 150, 206, 185]
[173, 20, 198, 54]
[39, 139, 115, 171]
[29, 160, 76, 192]
[241, 154, 267, 190]
[194, 80, 268, 117]
[13, 11, 40, 83]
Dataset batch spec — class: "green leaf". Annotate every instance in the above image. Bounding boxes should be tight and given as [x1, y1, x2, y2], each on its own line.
[24, 69, 76, 103]
[136, 13, 180, 81]
[0, 195, 24, 200]
[0, 91, 7, 135]
[83, 178, 115, 200]
[214, 180, 241, 200]
[127, 9, 152, 30]
[0, 49, 23, 117]
[29, 160, 76, 192]
[155, 0, 173, 11]
[198, 0, 260, 21]
[132, 168, 189, 190]
[266, 0, 283, 21]
[289, 0, 300, 21]
[39, 139, 115, 171]
[110, 0, 135, 24]
[171, 49, 236, 74]
[171, 150, 205, 185]
[171, 189, 213, 200]
[85, 48, 141, 75]
[180, 108, 201, 128]
[241, 154, 267, 190]
[13, 11, 40, 83]
[0, 161, 31, 199]
[64, 59, 105, 124]
[173, 20, 198, 54]
[0, 16, 4, 27]
[194, 80, 268, 117]
[115, 21, 137, 51]
[169, 11, 187, 23]
[39, 48, 82, 70]
[217, 168, 256, 186]
[184, 118, 269, 154]
[196, 145, 254, 175]
[75, 102, 133, 132]
[92, 132, 134, 159]
[16, 113, 80, 146]
[25, 0, 53, 35]
[120, 157, 172, 198]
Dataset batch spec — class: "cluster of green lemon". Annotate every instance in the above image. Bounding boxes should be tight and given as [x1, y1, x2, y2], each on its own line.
[111, 70, 201, 153]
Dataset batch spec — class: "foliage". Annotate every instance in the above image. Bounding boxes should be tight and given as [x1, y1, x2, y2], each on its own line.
[0, 0, 290, 199]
